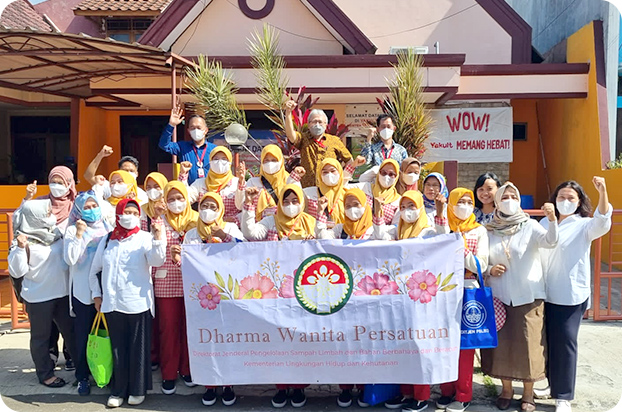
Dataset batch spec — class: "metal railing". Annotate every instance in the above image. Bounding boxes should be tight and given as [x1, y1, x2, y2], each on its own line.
[0, 210, 29, 329]
[593, 210, 622, 321]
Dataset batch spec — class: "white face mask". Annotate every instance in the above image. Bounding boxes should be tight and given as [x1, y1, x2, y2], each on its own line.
[210, 159, 230, 175]
[498, 199, 520, 216]
[379, 175, 396, 188]
[379, 128, 394, 141]
[453, 204, 474, 220]
[401, 208, 420, 223]
[118, 214, 139, 230]
[556, 199, 579, 216]
[146, 188, 163, 201]
[189, 129, 205, 142]
[129, 171, 138, 179]
[282, 204, 301, 218]
[321, 172, 340, 187]
[402, 173, 420, 186]
[111, 182, 129, 197]
[48, 183, 69, 198]
[262, 161, 281, 175]
[200, 209, 219, 224]
[309, 124, 326, 137]
[345, 206, 365, 221]
[167, 200, 187, 214]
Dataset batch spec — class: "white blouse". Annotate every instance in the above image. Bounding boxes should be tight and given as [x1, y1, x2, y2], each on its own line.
[540, 205, 612, 306]
[89, 230, 166, 316]
[184, 176, 242, 207]
[315, 220, 374, 240]
[183, 223, 245, 244]
[486, 219, 558, 307]
[64, 225, 111, 310]
[8, 240, 69, 304]
[371, 219, 449, 241]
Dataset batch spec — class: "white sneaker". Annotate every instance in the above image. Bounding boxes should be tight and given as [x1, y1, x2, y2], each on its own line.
[128, 395, 145, 405]
[555, 400, 572, 412]
[534, 385, 551, 399]
[107, 396, 124, 408]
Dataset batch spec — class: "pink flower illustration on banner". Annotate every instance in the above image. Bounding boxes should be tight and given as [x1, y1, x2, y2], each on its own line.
[239, 273, 278, 299]
[279, 275, 295, 298]
[406, 270, 438, 304]
[198, 284, 221, 310]
[354, 273, 399, 296]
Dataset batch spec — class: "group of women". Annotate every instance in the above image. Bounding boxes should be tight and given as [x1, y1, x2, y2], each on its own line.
[8, 139, 611, 412]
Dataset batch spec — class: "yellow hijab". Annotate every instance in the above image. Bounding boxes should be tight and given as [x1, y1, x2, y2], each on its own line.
[342, 188, 372, 239]
[143, 172, 168, 219]
[372, 159, 401, 204]
[398, 190, 430, 239]
[196, 192, 225, 242]
[275, 184, 316, 240]
[448, 188, 481, 233]
[206, 146, 234, 193]
[107, 170, 138, 206]
[163, 181, 199, 234]
[316, 158, 346, 224]
[257, 144, 289, 220]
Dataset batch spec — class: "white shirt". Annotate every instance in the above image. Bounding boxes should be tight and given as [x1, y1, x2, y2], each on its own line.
[89, 230, 166, 315]
[372, 220, 449, 241]
[316, 220, 374, 240]
[239, 176, 301, 206]
[8, 240, 69, 304]
[64, 225, 111, 310]
[487, 219, 558, 307]
[540, 205, 612, 306]
[183, 223, 245, 244]
[185, 176, 243, 207]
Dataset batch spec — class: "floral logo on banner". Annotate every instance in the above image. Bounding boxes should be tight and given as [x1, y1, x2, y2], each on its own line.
[294, 254, 354, 315]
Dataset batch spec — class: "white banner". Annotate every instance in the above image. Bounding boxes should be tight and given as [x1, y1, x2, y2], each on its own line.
[182, 235, 465, 386]
[424, 107, 513, 163]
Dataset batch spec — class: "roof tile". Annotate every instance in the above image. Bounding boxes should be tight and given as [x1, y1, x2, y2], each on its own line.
[0, 0, 53, 31]
[73, 0, 172, 12]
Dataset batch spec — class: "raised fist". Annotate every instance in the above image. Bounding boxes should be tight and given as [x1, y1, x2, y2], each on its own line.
[24, 180, 37, 201]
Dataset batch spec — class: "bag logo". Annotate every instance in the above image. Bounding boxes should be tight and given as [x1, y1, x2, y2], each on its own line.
[294, 253, 353, 315]
[462, 300, 487, 329]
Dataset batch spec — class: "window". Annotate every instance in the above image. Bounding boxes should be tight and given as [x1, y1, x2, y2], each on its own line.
[513, 123, 528, 141]
[106, 18, 153, 43]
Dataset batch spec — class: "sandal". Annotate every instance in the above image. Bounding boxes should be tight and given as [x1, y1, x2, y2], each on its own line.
[42, 377, 66, 388]
[520, 400, 536, 412]
[495, 392, 514, 410]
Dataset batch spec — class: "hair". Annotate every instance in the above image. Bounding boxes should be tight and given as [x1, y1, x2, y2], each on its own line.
[473, 172, 502, 209]
[118, 156, 139, 170]
[308, 109, 328, 124]
[376, 113, 396, 127]
[282, 189, 298, 200]
[549, 180, 592, 218]
[187, 114, 207, 126]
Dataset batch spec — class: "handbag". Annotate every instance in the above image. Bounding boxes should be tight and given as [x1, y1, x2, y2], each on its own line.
[460, 258, 498, 349]
[86, 311, 113, 388]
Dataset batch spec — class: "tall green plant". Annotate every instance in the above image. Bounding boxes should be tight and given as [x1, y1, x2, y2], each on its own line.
[378, 50, 432, 158]
[185, 54, 248, 135]
[248, 23, 289, 133]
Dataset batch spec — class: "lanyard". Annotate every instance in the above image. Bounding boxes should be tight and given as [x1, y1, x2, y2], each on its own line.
[314, 138, 326, 149]
[193, 145, 208, 167]
[382, 145, 394, 160]
[284, 215, 302, 239]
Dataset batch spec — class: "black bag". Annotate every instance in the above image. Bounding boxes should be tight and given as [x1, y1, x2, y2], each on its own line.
[260, 176, 279, 205]
[95, 233, 113, 292]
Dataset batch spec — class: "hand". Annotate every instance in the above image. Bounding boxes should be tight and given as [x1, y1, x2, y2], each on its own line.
[179, 161, 192, 175]
[541, 202, 556, 222]
[245, 187, 260, 205]
[304, 234, 315, 240]
[25, 180, 37, 201]
[293, 166, 306, 178]
[317, 196, 329, 212]
[366, 127, 376, 143]
[94, 175, 106, 185]
[154, 201, 167, 217]
[93, 297, 102, 312]
[151, 222, 163, 240]
[170, 245, 182, 264]
[593, 176, 606, 193]
[169, 97, 184, 126]
[99, 145, 113, 158]
[284, 100, 296, 114]
[374, 196, 385, 217]
[434, 193, 447, 215]
[211, 224, 226, 240]
[490, 264, 506, 277]
[353, 156, 366, 168]
[75, 219, 87, 238]
[16, 234, 28, 249]
[237, 161, 246, 181]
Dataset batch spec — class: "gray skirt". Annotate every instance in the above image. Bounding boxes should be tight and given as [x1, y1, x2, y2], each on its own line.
[481, 299, 547, 382]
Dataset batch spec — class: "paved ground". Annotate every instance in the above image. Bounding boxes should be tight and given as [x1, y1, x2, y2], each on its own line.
[0, 320, 620, 412]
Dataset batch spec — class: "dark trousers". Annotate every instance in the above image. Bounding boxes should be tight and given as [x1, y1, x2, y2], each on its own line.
[107, 310, 152, 398]
[25, 296, 76, 383]
[72, 297, 96, 381]
[49, 323, 71, 361]
[545, 299, 588, 401]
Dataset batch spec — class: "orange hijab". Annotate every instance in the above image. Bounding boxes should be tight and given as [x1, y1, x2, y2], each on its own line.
[107, 170, 138, 206]
[163, 181, 199, 234]
[196, 192, 225, 242]
[448, 188, 481, 233]
[316, 158, 346, 224]
[143, 172, 168, 219]
[342, 188, 372, 239]
[397, 190, 430, 239]
[372, 159, 401, 204]
[257, 144, 289, 220]
[206, 146, 234, 193]
[274, 184, 316, 240]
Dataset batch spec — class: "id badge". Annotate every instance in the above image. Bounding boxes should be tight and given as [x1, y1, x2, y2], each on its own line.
[197, 168, 205, 178]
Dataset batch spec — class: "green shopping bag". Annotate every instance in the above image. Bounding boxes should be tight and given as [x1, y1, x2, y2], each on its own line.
[86, 311, 113, 388]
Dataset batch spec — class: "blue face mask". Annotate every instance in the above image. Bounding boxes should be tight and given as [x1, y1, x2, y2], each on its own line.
[82, 207, 101, 223]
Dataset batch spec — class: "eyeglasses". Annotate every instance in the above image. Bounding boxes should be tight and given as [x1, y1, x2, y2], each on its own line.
[379, 171, 397, 178]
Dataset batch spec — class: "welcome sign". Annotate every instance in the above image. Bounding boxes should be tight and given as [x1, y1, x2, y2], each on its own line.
[181, 235, 465, 385]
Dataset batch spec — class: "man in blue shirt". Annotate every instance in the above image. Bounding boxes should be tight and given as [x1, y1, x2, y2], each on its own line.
[159, 103, 217, 184]
[359, 114, 408, 167]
